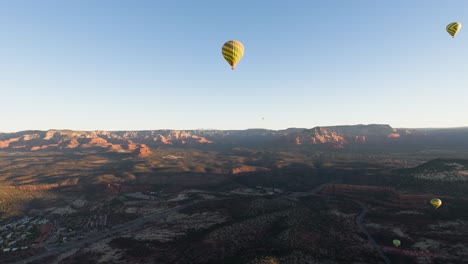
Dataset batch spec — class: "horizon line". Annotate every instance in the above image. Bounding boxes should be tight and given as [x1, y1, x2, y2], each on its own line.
[1, 124, 468, 134]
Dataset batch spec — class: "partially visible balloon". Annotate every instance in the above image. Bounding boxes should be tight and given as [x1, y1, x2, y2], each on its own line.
[393, 239, 401, 248]
[430, 198, 442, 209]
[446, 22, 462, 38]
[222, 40, 244, 70]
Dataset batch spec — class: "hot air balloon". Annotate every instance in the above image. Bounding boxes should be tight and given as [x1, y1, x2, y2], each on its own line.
[222, 40, 244, 70]
[393, 239, 401, 248]
[446, 22, 462, 38]
[430, 198, 442, 209]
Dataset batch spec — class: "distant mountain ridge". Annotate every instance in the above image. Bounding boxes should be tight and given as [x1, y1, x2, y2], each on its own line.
[0, 125, 466, 153]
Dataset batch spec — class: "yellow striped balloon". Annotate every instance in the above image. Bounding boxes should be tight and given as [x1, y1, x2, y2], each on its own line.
[222, 40, 244, 70]
[430, 198, 442, 209]
[446, 22, 462, 38]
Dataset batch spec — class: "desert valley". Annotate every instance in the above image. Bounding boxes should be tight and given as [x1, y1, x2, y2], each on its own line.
[0, 125, 467, 263]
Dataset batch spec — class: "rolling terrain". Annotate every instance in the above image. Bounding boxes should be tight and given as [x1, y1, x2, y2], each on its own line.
[0, 125, 467, 263]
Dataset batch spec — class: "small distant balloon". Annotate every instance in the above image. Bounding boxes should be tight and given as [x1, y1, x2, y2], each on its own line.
[393, 239, 401, 247]
[446, 22, 462, 38]
[430, 198, 442, 209]
[222, 40, 244, 70]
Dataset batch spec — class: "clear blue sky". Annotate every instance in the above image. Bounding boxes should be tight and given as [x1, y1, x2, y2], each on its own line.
[1, 0, 467, 132]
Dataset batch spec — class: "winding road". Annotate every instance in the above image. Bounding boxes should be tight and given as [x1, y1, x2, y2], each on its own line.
[13, 184, 392, 264]
[353, 200, 391, 264]
[295, 183, 392, 264]
[12, 202, 195, 264]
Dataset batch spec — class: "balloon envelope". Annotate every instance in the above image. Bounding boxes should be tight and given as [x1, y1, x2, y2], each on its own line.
[446, 22, 462, 38]
[393, 239, 401, 247]
[431, 198, 442, 209]
[222, 40, 244, 70]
